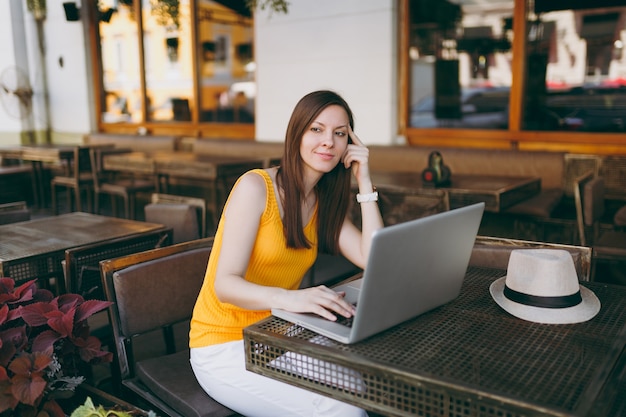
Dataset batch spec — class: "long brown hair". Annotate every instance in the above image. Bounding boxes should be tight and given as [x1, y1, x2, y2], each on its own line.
[277, 90, 354, 253]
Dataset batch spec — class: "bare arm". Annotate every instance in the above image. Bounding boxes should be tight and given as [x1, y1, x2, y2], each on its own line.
[213, 172, 356, 320]
[338, 127, 384, 268]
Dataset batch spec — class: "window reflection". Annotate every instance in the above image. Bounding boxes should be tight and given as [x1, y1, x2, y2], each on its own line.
[524, 1, 626, 132]
[98, 0, 255, 125]
[197, 2, 255, 123]
[100, 0, 142, 123]
[143, 0, 193, 122]
[409, 0, 514, 129]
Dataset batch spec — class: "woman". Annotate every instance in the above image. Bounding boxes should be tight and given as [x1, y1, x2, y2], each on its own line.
[190, 90, 383, 416]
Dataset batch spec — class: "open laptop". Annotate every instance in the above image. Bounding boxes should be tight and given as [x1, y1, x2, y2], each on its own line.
[272, 202, 485, 344]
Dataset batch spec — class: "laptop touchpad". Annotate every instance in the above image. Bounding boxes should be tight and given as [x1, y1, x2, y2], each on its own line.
[337, 279, 362, 304]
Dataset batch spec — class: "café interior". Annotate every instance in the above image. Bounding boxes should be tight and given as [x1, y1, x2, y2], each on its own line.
[0, 1, 625, 416]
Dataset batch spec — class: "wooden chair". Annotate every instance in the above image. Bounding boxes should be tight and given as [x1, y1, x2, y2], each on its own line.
[144, 193, 207, 243]
[0, 201, 30, 225]
[51, 146, 94, 214]
[90, 148, 156, 219]
[64, 228, 173, 299]
[99, 238, 238, 417]
[601, 157, 626, 230]
[63, 228, 172, 387]
[573, 171, 626, 283]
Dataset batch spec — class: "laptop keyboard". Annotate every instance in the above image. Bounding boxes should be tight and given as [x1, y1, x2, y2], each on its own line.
[335, 303, 357, 327]
[336, 314, 354, 327]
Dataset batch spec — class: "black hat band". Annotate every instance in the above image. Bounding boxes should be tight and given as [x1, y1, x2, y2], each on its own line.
[503, 284, 583, 309]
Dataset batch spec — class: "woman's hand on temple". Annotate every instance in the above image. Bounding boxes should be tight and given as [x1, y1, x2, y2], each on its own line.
[343, 127, 371, 182]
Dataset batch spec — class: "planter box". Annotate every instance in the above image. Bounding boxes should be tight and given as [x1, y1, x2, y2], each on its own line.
[59, 384, 151, 416]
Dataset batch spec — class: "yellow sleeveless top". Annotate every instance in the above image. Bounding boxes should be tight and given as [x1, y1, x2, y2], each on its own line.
[189, 169, 318, 347]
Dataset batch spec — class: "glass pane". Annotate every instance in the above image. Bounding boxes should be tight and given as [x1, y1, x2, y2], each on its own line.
[100, 0, 143, 123]
[409, 0, 514, 129]
[523, 1, 626, 132]
[143, 0, 194, 122]
[197, 1, 255, 123]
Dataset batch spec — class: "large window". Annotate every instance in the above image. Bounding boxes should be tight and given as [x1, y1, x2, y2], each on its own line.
[143, 0, 195, 123]
[99, 1, 142, 124]
[408, 0, 513, 130]
[197, 4, 255, 123]
[96, 0, 254, 136]
[404, 0, 626, 151]
[523, 2, 626, 132]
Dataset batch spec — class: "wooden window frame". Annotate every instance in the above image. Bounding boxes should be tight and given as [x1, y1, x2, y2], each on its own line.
[398, 0, 626, 155]
[87, 0, 255, 140]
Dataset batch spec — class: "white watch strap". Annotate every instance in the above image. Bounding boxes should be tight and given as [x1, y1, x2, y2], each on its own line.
[356, 191, 379, 203]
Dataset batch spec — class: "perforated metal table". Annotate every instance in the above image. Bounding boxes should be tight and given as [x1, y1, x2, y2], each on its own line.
[244, 267, 626, 417]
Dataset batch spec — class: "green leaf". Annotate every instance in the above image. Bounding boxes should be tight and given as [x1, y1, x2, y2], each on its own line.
[70, 397, 134, 417]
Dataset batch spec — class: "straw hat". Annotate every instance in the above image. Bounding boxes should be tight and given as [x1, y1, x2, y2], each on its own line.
[489, 249, 600, 324]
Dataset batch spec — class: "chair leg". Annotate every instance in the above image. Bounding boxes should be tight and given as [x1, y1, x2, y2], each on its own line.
[123, 195, 131, 219]
[64, 188, 72, 212]
[73, 186, 82, 212]
[590, 258, 597, 282]
[51, 184, 58, 214]
[85, 188, 93, 213]
[111, 195, 118, 217]
[94, 192, 100, 215]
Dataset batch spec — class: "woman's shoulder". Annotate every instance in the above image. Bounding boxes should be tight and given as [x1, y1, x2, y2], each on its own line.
[234, 168, 275, 196]
[224, 170, 270, 218]
[242, 168, 273, 184]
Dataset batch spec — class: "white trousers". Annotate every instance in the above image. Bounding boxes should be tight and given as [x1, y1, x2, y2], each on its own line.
[190, 340, 368, 417]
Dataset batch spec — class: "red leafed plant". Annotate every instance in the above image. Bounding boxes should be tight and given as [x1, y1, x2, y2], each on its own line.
[0, 278, 113, 417]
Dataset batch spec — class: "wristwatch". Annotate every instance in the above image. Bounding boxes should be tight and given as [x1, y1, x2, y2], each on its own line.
[356, 190, 379, 203]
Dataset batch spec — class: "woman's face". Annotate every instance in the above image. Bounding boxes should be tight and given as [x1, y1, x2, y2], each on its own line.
[300, 104, 350, 176]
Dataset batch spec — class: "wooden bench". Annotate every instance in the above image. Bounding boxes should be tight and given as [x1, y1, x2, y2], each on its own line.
[191, 138, 283, 168]
[84, 133, 182, 153]
[370, 145, 564, 212]
[368, 145, 565, 190]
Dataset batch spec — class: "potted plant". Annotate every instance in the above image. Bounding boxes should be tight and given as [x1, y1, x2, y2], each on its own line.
[0, 278, 113, 417]
[70, 396, 154, 417]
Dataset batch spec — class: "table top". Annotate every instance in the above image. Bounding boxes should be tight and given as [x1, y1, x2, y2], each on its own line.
[102, 151, 265, 180]
[244, 266, 626, 417]
[0, 212, 165, 262]
[0, 144, 112, 163]
[372, 172, 540, 192]
[371, 172, 541, 212]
